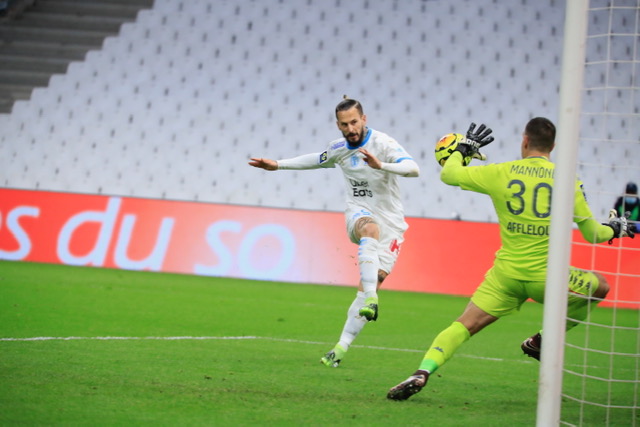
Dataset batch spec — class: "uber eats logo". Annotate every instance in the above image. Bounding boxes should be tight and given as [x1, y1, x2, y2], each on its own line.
[350, 179, 373, 197]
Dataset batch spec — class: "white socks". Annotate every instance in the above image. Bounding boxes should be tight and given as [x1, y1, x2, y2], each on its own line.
[338, 291, 368, 351]
[335, 238, 380, 352]
[358, 237, 379, 300]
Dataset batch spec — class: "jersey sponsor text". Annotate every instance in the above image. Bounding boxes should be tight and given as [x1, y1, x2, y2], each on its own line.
[507, 221, 550, 236]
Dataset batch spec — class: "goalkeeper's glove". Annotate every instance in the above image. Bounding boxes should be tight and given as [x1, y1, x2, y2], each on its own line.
[455, 122, 494, 165]
[603, 209, 636, 244]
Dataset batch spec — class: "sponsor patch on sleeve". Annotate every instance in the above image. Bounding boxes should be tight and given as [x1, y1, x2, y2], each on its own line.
[319, 151, 328, 164]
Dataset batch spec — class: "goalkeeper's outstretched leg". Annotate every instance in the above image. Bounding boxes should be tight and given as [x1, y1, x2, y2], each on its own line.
[387, 304, 497, 400]
[521, 271, 610, 361]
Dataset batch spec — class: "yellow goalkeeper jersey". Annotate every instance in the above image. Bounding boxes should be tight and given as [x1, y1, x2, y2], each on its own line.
[442, 153, 598, 281]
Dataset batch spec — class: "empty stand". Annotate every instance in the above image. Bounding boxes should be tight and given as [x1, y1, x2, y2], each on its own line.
[0, 0, 637, 222]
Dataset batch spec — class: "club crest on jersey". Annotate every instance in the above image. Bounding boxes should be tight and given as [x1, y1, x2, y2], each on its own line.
[351, 155, 360, 167]
[319, 151, 328, 164]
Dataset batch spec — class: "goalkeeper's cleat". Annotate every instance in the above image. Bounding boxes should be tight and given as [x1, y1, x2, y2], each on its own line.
[358, 297, 378, 321]
[521, 332, 542, 361]
[387, 370, 429, 401]
[320, 344, 346, 368]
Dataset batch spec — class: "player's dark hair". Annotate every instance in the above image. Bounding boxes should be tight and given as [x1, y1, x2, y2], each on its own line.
[335, 96, 364, 118]
[525, 117, 556, 151]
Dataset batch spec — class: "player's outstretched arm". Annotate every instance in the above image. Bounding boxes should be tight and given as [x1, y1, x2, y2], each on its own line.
[248, 157, 278, 171]
[577, 209, 636, 244]
[603, 209, 636, 244]
[251, 153, 326, 171]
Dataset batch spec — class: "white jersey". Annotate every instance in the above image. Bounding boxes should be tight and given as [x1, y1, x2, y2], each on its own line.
[318, 128, 412, 237]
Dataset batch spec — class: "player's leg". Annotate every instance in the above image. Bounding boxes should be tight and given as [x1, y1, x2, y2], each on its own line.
[340, 269, 389, 346]
[354, 215, 381, 321]
[321, 231, 402, 367]
[320, 209, 380, 366]
[320, 271, 388, 367]
[387, 303, 498, 401]
[566, 269, 609, 331]
[521, 269, 609, 361]
[388, 266, 522, 400]
[421, 302, 497, 372]
[519, 280, 545, 360]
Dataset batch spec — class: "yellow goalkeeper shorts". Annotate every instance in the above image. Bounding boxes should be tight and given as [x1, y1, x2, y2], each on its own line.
[471, 265, 601, 318]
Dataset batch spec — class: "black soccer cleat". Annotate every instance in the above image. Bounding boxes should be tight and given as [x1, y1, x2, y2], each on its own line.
[521, 332, 542, 361]
[387, 370, 429, 401]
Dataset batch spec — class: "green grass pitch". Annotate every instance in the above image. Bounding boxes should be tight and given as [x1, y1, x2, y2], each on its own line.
[0, 261, 636, 426]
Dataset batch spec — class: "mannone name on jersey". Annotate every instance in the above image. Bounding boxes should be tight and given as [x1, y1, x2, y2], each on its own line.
[510, 164, 555, 179]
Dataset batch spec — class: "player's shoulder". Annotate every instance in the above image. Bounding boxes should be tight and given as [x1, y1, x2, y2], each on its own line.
[367, 129, 406, 155]
[326, 137, 348, 154]
[320, 137, 349, 165]
[506, 157, 555, 174]
[465, 158, 514, 180]
[369, 128, 398, 145]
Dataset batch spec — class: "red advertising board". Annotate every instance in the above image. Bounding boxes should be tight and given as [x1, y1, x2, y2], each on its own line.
[0, 188, 637, 308]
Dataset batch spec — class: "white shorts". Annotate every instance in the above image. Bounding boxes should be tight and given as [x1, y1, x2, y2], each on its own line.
[345, 208, 404, 274]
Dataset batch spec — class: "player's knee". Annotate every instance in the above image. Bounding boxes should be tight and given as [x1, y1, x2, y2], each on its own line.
[593, 272, 610, 300]
[355, 217, 379, 240]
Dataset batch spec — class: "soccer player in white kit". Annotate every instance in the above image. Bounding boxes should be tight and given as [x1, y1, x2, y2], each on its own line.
[249, 98, 420, 367]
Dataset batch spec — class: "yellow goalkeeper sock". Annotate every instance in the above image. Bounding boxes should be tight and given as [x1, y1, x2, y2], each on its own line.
[566, 293, 593, 332]
[419, 321, 470, 373]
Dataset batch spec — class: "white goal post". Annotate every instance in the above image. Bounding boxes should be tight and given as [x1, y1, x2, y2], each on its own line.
[536, 1, 590, 425]
[537, 1, 640, 426]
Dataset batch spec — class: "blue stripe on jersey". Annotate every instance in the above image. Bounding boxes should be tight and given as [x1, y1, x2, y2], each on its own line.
[395, 157, 413, 163]
[362, 128, 372, 144]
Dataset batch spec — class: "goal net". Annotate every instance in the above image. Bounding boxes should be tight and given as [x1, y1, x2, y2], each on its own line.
[551, 1, 640, 426]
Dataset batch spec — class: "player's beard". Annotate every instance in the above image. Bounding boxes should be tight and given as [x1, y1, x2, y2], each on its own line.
[344, 127, 364, 146]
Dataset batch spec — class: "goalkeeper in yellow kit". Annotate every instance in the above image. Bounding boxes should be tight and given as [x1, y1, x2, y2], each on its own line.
[387, 117, 636, 401]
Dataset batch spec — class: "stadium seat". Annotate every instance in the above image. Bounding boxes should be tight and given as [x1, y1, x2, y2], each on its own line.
[0, 0, 636, 223]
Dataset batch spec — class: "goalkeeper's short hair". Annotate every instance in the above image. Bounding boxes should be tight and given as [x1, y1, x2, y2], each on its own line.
[525, 117, 556, 151]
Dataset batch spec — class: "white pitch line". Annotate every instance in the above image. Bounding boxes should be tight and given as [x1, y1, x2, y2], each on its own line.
[2, 336, 631, 378]
[1, 335, 626, 370]
[0, 336, 260, 341]
[0, 335, 515, 364]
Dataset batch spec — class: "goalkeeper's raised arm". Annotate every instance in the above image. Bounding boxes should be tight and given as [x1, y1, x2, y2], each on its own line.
[440, 122, 494, 185]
